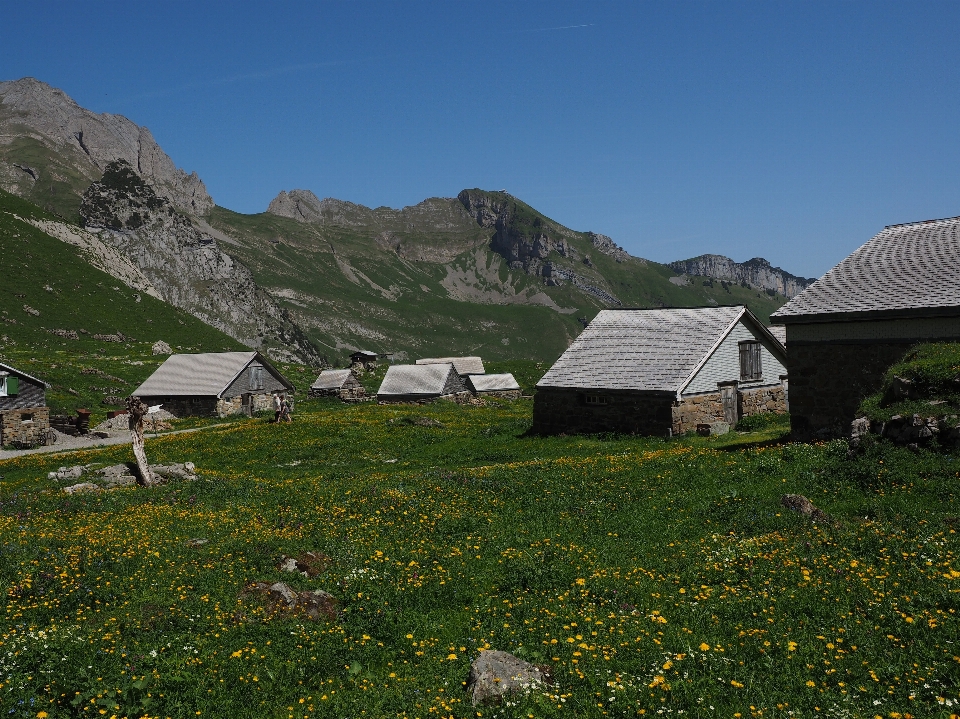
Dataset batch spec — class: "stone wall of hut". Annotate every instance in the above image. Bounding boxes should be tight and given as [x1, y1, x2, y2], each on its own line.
[0, 407, 50, 446]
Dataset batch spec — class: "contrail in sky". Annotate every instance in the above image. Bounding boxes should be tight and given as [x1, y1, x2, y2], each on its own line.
[527, 23, 595, 32]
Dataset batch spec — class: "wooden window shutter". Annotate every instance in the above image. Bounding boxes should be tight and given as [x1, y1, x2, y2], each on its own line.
[739, 341, 761, 381]
[7, 376, 18, 395]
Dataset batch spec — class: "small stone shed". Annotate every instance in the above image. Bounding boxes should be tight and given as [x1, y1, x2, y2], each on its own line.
[416, 356, 485, 377]
[771, 215, 960, 439]
[0, 361, 50, 446]
[132, 351, 294, 418]
[377, 363, 468, 404]
[309, 369, 366, 401]
[533, 306, 787, 436]
[466, 373, 522, 399]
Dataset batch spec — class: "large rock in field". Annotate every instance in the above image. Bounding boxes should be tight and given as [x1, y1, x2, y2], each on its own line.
[466, 650, 545, 705]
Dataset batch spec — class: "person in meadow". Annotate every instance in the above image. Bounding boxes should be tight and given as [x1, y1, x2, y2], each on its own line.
[280, 395, 292, 423]
[273, 393, 282, 423]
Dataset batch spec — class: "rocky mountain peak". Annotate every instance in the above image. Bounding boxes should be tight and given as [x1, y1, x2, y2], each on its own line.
[0, 77, 213, 217]
[669, 254, 815, 298]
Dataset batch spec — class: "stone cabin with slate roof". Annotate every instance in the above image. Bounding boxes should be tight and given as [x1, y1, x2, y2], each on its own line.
[771, 216, 960, 439]
[309, 369, 366, 401]
[377, 363, 468, 404]
[132, 351, 294, 418]
[533, 306, 787, 436]
[0, 361, 50, 446]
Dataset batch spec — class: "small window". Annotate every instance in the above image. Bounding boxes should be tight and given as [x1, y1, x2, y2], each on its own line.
[739, 340, 762, 382]
[191, 398, 203, 404]
[21, 413, 33, 423]
[584, 394, 609, 406]
[0, 377, 5, 398]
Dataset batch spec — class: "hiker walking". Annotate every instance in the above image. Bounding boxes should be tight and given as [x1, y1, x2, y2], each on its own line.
[273, 393, 282, 423]
[280, 394, 293, 423]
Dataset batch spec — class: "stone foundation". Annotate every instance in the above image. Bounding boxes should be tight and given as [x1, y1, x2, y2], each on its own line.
[739, 384, 787, 417]
[476, 390, 522, 400]
[670, 385, 786, 435]
[532, 389, 675, 436]
[787, 341, 913, 440]
[0, 407, 50, 446]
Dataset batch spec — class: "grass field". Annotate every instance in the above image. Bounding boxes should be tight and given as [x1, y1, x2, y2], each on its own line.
[1, 398, 959, 718]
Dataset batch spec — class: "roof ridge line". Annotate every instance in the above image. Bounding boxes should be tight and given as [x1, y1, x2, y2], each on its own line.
[884, 215, 960, 229]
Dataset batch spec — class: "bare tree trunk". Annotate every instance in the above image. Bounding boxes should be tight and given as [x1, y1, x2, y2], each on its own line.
[127, 396, 155, 487]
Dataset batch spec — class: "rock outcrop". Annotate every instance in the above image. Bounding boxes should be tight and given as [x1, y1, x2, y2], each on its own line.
[80, 161, 323, 365]
[465, 650, 546, 705]
[0, 77, 213, 217]
[669, 255, 815, 298]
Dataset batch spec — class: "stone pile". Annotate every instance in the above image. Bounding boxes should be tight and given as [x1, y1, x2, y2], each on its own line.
[243, 581, 337, 621]
[850, 413, 960, 450]
[465, 650, 547, 706]
[51, 461, 197, 492]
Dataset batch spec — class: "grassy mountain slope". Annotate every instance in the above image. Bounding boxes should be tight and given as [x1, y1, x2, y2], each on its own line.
[0, 188, 247, 418]
[207, 193, 788, 365]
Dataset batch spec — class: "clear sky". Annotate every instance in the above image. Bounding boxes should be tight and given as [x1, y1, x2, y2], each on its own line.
[4, 1, 960, 278]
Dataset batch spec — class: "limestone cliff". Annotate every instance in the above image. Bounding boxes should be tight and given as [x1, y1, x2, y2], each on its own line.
[80, 161, 322, 365]
[669, 254, 815, 298]
[0, 78, 212, 219]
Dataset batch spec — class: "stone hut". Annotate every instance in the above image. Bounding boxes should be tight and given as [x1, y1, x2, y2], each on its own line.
[0, 361, 50, 446]
[132, 351, 294, 418]
[377, 363, 468, 404]
[466, 373, 522, 399]
[771, 215, 960, 439]
[533, 306, 787, 436]
[309, 369, 366, 401]
[416, 356, 485, 377]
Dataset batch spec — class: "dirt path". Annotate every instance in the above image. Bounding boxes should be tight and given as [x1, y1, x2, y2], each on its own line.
[0, 424, 228, 462]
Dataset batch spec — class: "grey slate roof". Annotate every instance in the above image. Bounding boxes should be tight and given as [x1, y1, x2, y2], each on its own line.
[311, 369, 354, 391]
[537, 306, 769, 393]
[416, 356, 485, 376]
[467, 373, 521, 393]
[0, 361, 49, 388]
[378, 364, 457, 396]
[772, 216, 960, 322]
[133, 352, 289, 397]
[767, 325, 786, 345]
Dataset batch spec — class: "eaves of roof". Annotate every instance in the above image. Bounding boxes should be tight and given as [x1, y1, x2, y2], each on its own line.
[771, 305, 960, 325]
[0, 361, 50, 388]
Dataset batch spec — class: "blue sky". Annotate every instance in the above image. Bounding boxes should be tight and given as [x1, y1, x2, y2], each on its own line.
[5, 1, 960, 277]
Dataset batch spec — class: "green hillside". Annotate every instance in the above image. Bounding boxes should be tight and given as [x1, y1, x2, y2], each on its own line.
[207, 193, 788, 366]
[0, 189, 246, 419]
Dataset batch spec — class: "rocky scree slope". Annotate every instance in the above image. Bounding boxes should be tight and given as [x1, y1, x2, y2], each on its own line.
[0, 77, 212, 221]
[79, 161, 322, 365]
[669, 254, 815, 299]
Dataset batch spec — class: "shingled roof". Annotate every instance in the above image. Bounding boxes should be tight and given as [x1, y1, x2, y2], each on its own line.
[772, 216, 960, 322]
[378, 363, 464, 397]
[416, 356, 485, 376]
[537, 306, 781, 394]
[134, 352, 291, 397]
[310, 369, 354, 391]
[467, 373, 521, 393]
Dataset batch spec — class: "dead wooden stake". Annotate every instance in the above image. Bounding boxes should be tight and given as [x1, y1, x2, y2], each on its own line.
[126, 396, 155, 487]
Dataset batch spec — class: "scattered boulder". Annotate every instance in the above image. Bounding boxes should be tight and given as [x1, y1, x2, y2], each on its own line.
[243, 581, 337, 620]
[278, 551, 331, 578]
[187, 538, 209, 547]
[150, 462, 196, 481]
[465, 650, 546, 706]
[152, 340, 172, 355]
[781, 494, 832, 524]
[63, 482, 101, 494]
[49, 465, 85, 481]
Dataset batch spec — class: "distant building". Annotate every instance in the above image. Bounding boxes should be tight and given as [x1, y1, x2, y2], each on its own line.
[309, 369, 366, 401]
[416, 356, 485, 377]
[771, 216, 960, 439]
[377, 364, 467, 404]
[466, 373, 522, 399]
[0, 362, 49, 446]
[133, 351, 294, 417]
[533, 306, 787, 436]
[350, 351, 378, 370]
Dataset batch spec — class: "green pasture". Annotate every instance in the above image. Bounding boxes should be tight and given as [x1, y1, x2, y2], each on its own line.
[1, 398, 958, 718]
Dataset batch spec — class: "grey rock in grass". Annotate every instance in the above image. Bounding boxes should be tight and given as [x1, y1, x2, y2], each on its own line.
[152, 340, 172, 355]
[268, 582, 299, 608]
[466, 650, 545, 706]
[63, 482, 101, 494]
[49, 465, 85, 481]
[187, 538, 209, 547]
[780, 494, 832, 524]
